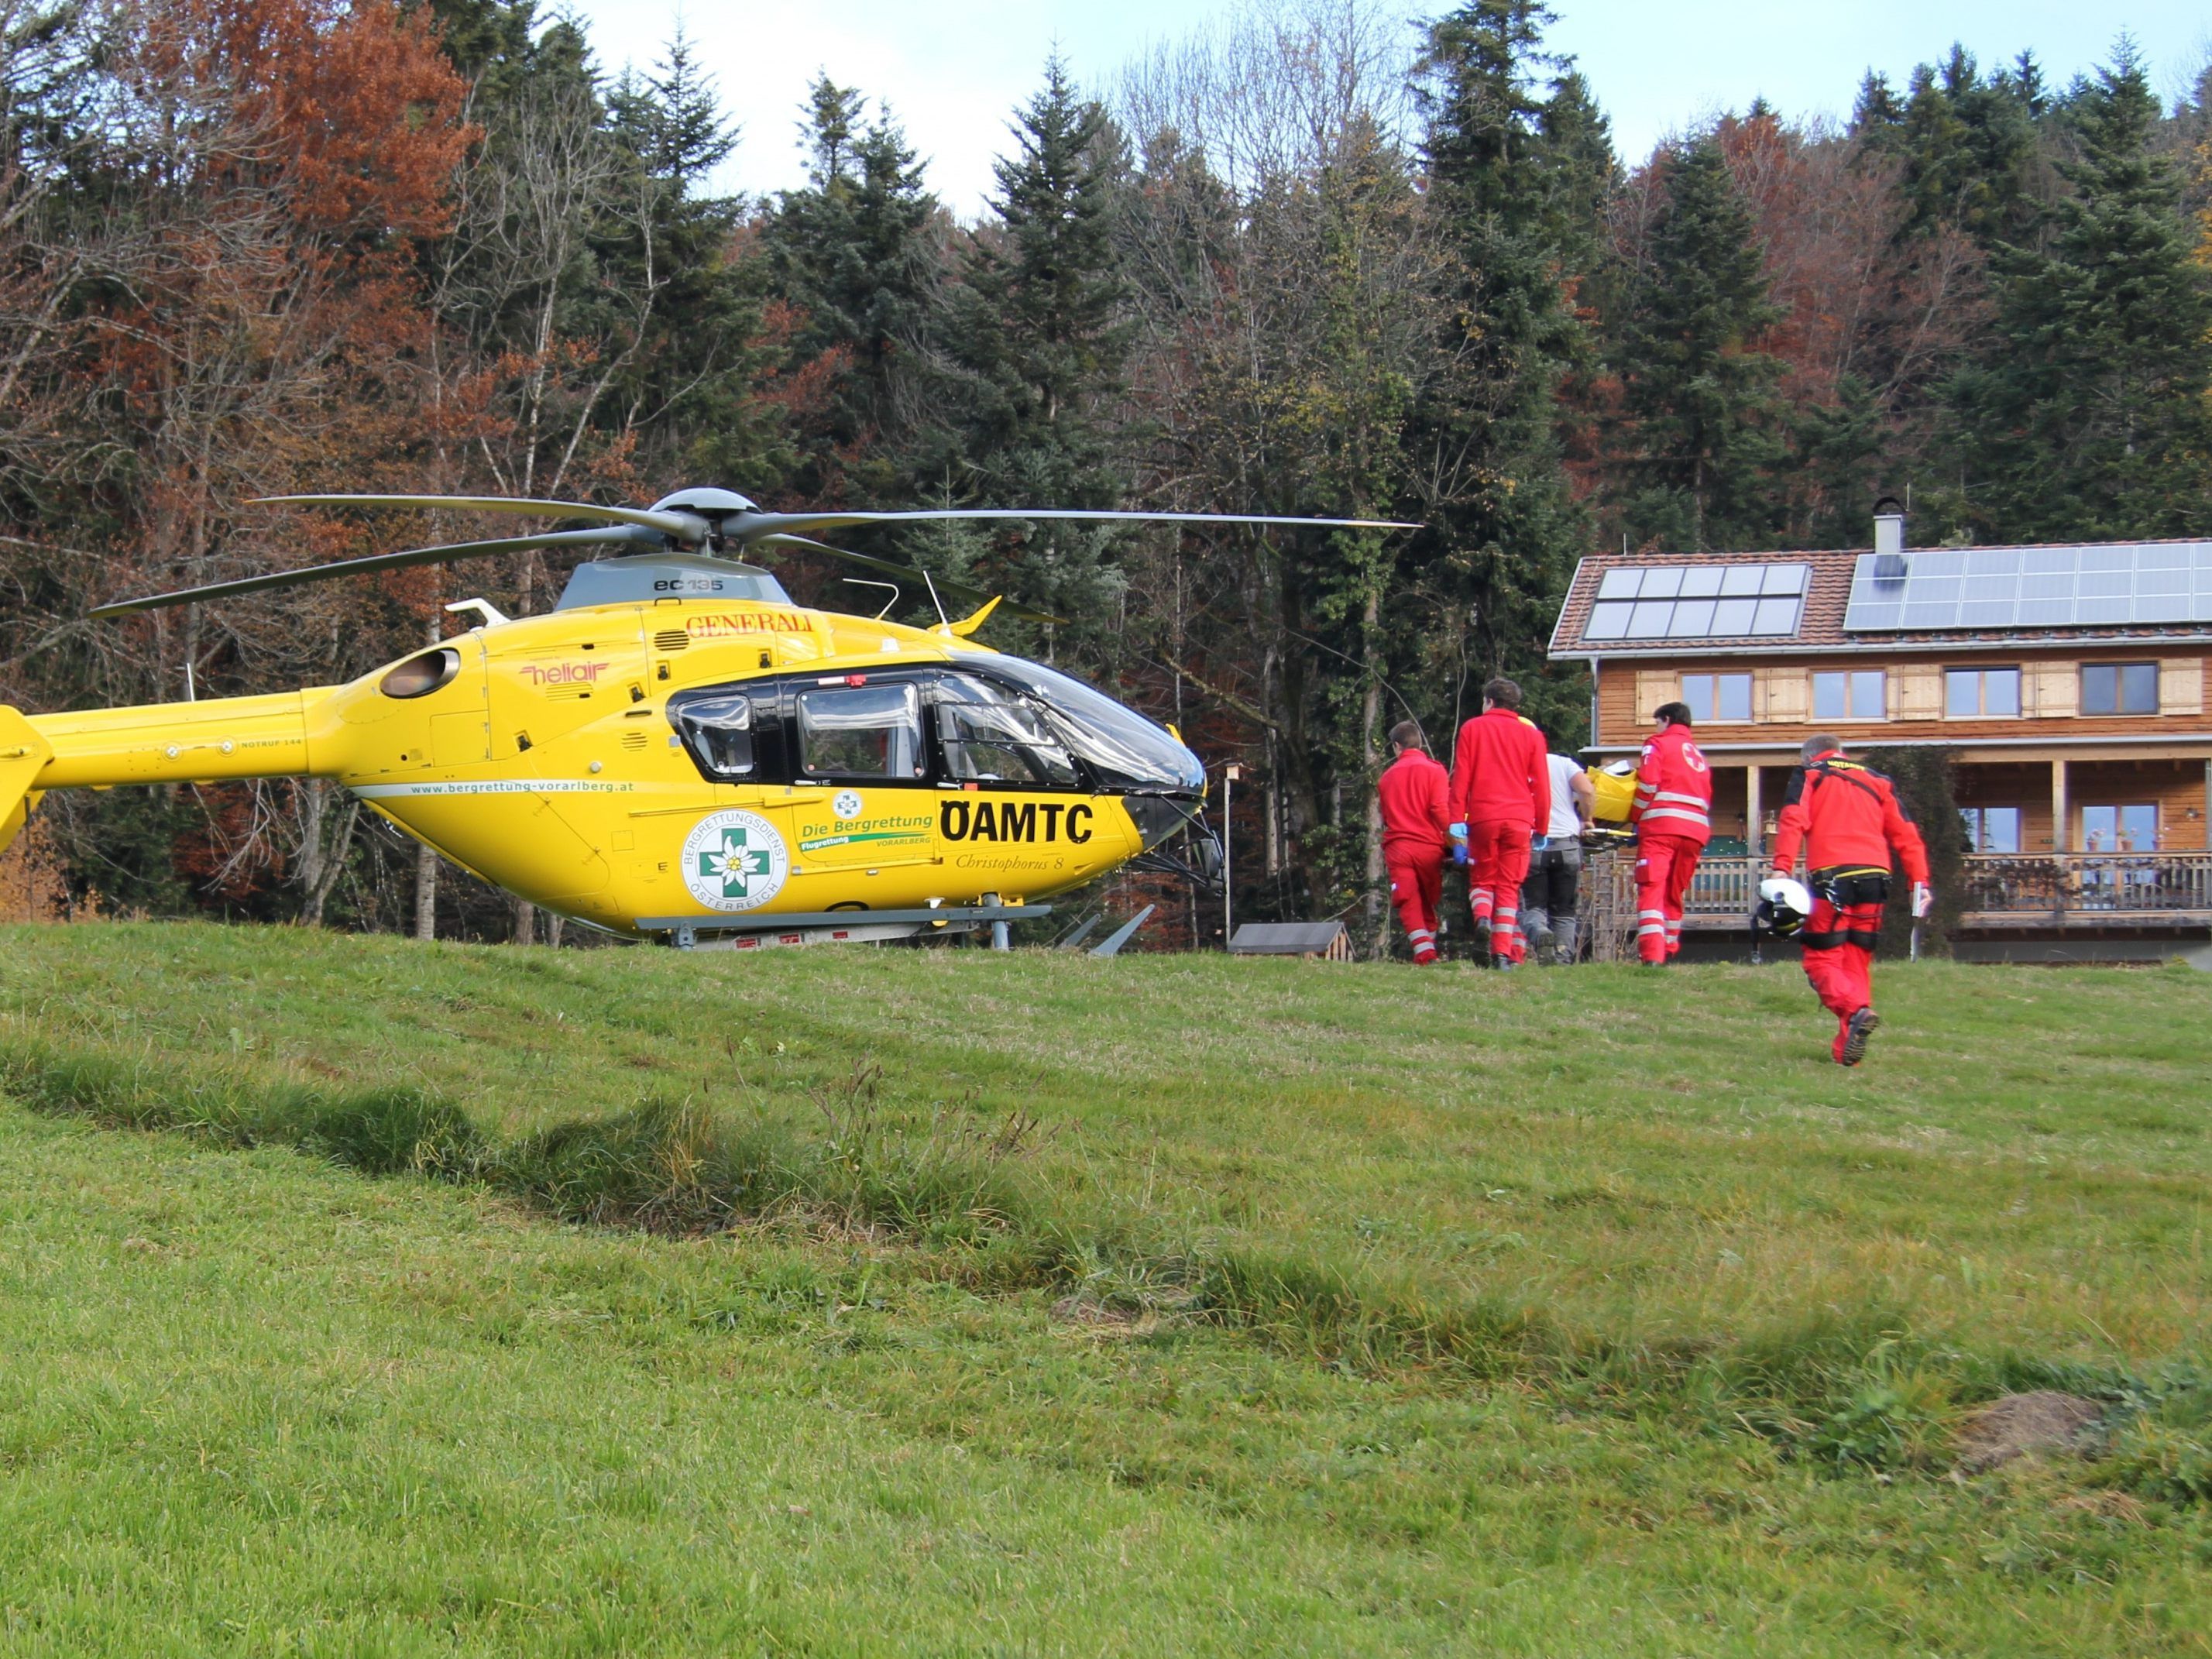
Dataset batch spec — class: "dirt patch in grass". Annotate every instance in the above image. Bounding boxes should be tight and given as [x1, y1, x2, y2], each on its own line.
[1955, 1390, 2104, 1473]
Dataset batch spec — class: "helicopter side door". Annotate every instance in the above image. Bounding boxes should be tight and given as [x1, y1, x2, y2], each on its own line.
[779, 672, 939, 871]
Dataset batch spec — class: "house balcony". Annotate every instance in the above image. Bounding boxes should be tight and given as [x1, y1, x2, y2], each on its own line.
[1584, 849, 2212, 953]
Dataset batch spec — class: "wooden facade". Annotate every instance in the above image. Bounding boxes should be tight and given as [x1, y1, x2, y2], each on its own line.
[1590, 651, 2212, 857]
[1592, 651, 2212, 857]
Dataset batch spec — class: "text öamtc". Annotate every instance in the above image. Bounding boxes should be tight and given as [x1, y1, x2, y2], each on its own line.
[939, 800, 1093, 844]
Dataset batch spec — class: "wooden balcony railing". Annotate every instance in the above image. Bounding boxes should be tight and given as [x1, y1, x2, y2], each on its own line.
[1583, 849, 2212, 956]
[1955, 852, 2212, 921]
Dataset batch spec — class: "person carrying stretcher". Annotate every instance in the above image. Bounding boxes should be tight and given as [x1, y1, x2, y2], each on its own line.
[1767, 735, 1932, 1066]
[1629, 702, 1712, 964]
[1448, 677, 1550, 970]
[1376, 720, 1452, 963]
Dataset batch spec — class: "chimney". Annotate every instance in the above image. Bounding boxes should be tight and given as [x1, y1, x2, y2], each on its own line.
[1871, 496, 1907, 581]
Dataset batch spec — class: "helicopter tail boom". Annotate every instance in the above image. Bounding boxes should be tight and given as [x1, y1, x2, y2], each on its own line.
[21, 690, 331, 793]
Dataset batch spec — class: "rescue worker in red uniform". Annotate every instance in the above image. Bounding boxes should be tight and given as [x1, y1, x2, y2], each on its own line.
[1629, 701, 1712, 965]
[1448, 677, 1551, 969]
[1376, 720, 1452, 963]
[1769, 733, 1933, 1066]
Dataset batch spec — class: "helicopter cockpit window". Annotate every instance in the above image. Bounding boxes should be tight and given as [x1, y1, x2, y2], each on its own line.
[935, 676, 1078, 787]
[380, 647, 461, 700]
[977, 656, 1206, 794]
[672, 692, 755, 778]
[796, 682, 924, 780]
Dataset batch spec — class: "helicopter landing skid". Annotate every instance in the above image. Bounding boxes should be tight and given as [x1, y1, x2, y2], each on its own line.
[639, 904, 1053, 953]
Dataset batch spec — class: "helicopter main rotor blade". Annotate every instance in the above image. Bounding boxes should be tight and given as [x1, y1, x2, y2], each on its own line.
[733, 507, 1419, 544]
[89, 525, 664, 618]
[255, 493, 704, 541]
[758, 534, 1068, 627]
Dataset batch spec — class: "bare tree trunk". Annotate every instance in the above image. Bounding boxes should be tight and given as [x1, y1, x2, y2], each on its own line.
[413, 842, 438, 941]
[295, 778, 326, 923]
[296, 778, 359, 927]
[1360, 585, 1385, 956]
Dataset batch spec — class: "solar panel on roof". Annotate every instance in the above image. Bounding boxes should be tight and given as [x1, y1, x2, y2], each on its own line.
[1843, 542, 2212, 633]
[1582, 563, 1808, 642]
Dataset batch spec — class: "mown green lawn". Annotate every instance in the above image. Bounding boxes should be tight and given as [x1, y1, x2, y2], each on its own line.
[1, 922, 2208, 1654]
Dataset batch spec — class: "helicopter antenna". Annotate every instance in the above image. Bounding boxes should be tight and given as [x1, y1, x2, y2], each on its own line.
[920, 569, 951, 631]
[840, 576, 902, 621]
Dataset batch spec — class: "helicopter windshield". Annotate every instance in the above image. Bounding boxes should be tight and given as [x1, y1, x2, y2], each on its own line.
[977, 656, 1204, 795]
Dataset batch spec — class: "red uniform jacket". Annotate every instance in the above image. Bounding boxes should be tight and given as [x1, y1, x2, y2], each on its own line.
[1448, 708, 1551, 831]
[1771, 751, 1932, 883]
[1630, 723, 1713, 847]
[1377, 749, 1452, 857]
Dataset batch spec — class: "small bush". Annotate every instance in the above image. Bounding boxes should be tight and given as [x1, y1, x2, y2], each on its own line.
[2095, 1371, 2212, 1504]
[492, 1097, 775, 1231]
[1795, 1369, 1958, 1472]
[1194, 1248, 1552, 1379]
[297, 1085, 483, 1176]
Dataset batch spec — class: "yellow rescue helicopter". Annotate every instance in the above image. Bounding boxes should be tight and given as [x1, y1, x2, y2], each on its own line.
[0, 489, 1410, 949]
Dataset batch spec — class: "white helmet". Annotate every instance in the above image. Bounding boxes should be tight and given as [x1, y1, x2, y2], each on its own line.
[1757, 875, 1815, 938]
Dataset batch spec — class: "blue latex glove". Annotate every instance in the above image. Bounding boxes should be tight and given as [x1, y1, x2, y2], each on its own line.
[1448, 821, 1467, 839]
[1451, 841, 1470, 868]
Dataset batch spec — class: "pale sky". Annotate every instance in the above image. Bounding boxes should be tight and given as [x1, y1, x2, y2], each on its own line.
[552, 1, 2212, 217]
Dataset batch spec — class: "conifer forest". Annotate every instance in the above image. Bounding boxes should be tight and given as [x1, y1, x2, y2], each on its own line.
[2, 0, 2209, 942]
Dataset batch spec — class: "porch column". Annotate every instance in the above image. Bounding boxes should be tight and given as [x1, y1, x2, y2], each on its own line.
[2203, 760, 2211, 854]
[1744, 764, 1764, 857]
[2051, 758, 2069, 854]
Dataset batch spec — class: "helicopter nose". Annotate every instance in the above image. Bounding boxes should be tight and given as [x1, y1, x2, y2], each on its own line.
[1122, 793, 1201, 851]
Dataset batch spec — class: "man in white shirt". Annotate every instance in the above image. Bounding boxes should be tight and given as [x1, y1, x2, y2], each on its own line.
[1521, 747, 1595, 963]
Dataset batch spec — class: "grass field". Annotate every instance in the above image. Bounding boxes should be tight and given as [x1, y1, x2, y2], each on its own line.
[2, 922, 2208, 1655]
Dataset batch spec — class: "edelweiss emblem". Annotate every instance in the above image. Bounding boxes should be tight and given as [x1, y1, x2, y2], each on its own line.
[680, 809, 788, 912]
[699, 826, 771, 898]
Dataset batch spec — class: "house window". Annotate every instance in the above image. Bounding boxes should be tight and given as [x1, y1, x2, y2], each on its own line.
[1681, 672, 1752, 723]
[1813, 669, 1886, 721]
[1959, 805, 2022, 854]
[2080, 803, 2157, 853]
[1945, 666, 2021, 717]
[2080, 662, 2159, 716]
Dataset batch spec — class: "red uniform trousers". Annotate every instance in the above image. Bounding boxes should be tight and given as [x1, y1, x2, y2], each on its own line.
[1465, 819, 1534, 961]
[1386, 848, 1446, 963]
[1800, 895, 1884, 1060]
[1633, 833, 1703, 964]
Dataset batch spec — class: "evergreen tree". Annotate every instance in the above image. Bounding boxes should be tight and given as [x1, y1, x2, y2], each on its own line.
[1410, 0, 1609, 737]
[1850, 70, 1905, 136]
[1870, 46, 2046, 247]
[762, 79, 947, 499]
[1613, 137, 1785, 551]
[1947, 49, 2212, 540]
[415, 0, 592, 101]
[958, 58, 1131, 508]
[945, 59, 1135, 639]
[597, 30, 780, 484]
